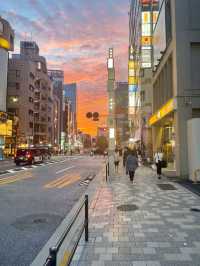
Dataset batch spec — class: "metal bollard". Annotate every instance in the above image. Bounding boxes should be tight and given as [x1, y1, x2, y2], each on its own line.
[48, 247, 57, 266]
[106, 164, 108, 182]
[85, 194, 89, 242]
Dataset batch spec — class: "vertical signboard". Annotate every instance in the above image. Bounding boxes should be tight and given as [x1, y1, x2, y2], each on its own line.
[0, 48, 8, 112]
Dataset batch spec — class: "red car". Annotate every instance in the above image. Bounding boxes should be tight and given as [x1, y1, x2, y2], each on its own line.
[14, 148, 43, 166]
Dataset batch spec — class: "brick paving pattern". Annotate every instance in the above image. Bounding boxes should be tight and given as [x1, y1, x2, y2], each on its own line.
[72, 166, 200, 266]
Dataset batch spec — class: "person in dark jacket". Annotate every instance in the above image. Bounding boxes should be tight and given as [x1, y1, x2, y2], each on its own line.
[126, 149, 138, 182]
[122, 147, 128, 167]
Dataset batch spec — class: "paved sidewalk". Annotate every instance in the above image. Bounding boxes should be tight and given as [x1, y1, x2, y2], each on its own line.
[72, 166, 200, 266]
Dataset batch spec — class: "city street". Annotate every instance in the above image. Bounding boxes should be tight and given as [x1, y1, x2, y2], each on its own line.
[0, 155, 103, 266]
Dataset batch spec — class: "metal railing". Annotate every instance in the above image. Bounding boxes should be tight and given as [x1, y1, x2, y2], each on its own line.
[106, 162, 109, 182]
[44, 195, 89, 266]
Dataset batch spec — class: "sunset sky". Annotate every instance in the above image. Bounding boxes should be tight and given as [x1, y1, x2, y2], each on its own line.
[1, 0, 129, 136]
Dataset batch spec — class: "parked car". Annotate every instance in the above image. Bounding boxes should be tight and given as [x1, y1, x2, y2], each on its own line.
[14, 148, 43, 166]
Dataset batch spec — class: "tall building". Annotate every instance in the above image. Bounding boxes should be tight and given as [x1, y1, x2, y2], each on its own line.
[115, 82, 129, 146]
[0, 17, 14, 158]
[150, 0, 200, 178]
[48, 70, 64, 150]
[63, 83, 77, 135]
[62, 98, 73, 152]
[7, 41, 53, 147]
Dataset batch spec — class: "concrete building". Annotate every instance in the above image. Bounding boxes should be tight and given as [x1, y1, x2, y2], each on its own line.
[114, 82, 129, 146]
[62, 98, 73, 152]
[7, 41, 53, 146]
[0, 17, 14, 158]
[63, 83, 77, 135]
[150, 0, 200, 178]
[48, 70, 64, 151]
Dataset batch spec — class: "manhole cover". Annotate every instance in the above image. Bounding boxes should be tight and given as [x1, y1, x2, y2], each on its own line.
[12, 213, 63, 231]
[117, 204, 138, 212]
[157, 184, 177, 190]
[190, 208, 200, 212]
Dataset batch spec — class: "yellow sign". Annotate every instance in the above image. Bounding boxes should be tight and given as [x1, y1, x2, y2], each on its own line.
[0, 120, 12, 136]
[128, 76, 138, 85]
[0, 37, 10, 50]
[149, 99, 176, 126]
[128, 60, 138, 69]
[141, 36, 152, 45]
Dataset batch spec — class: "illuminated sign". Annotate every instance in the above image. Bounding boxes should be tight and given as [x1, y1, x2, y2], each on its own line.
[107, 58, 113, 69]
[0, 120, 12, 136]
[109, 128, 115, 139]
[0, 37, 10, 50]
[129, 85, 137, 92]
[149, 98, 176, 125]
[141, 36, 152, 46]
[128, 76, 138, 85]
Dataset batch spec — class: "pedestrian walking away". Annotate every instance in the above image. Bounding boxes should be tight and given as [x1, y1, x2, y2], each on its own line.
[126, 149, 138, 182]
[154, 149, 163, 179]
[113, 148, 120, 173]
[123, 147, 129, 169]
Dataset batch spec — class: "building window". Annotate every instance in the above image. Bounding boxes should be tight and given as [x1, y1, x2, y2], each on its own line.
[29, 72, 35, 79]
[10, 34, 14, 47]
[29, 97, 33, 103]
[29, 85, 34, 92]
[16, 83, 20, 90]
[29, 109, 34, 116]
[16, 70, 20, 77]
[29, 122, 33, 128]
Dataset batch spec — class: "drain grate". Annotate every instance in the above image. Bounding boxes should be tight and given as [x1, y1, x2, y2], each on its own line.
[157, 184, 177, 190]
[117, 204, 138, 212]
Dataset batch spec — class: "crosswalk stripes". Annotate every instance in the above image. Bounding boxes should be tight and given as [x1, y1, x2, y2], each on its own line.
[79, 180, 90, 186]
[0, 157, 80, 177]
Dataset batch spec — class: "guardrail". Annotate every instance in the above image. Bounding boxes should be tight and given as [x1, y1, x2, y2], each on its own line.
[44, 195, 89, 266]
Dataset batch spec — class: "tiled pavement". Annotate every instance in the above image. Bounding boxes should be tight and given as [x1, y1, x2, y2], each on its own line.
[72, 166, 200, 266]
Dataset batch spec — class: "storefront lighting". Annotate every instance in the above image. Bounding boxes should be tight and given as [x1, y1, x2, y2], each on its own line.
[0, 37, 10, 50]
[149, 98, 176, 126]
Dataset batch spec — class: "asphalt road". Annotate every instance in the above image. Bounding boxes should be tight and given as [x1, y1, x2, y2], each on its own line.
[0, 155, 103, 266]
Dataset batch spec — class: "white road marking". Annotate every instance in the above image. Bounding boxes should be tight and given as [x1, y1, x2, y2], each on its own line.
[0, 157, 82, 178]
[7, 170, 16, 173]
[55, 166, 75, 174]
